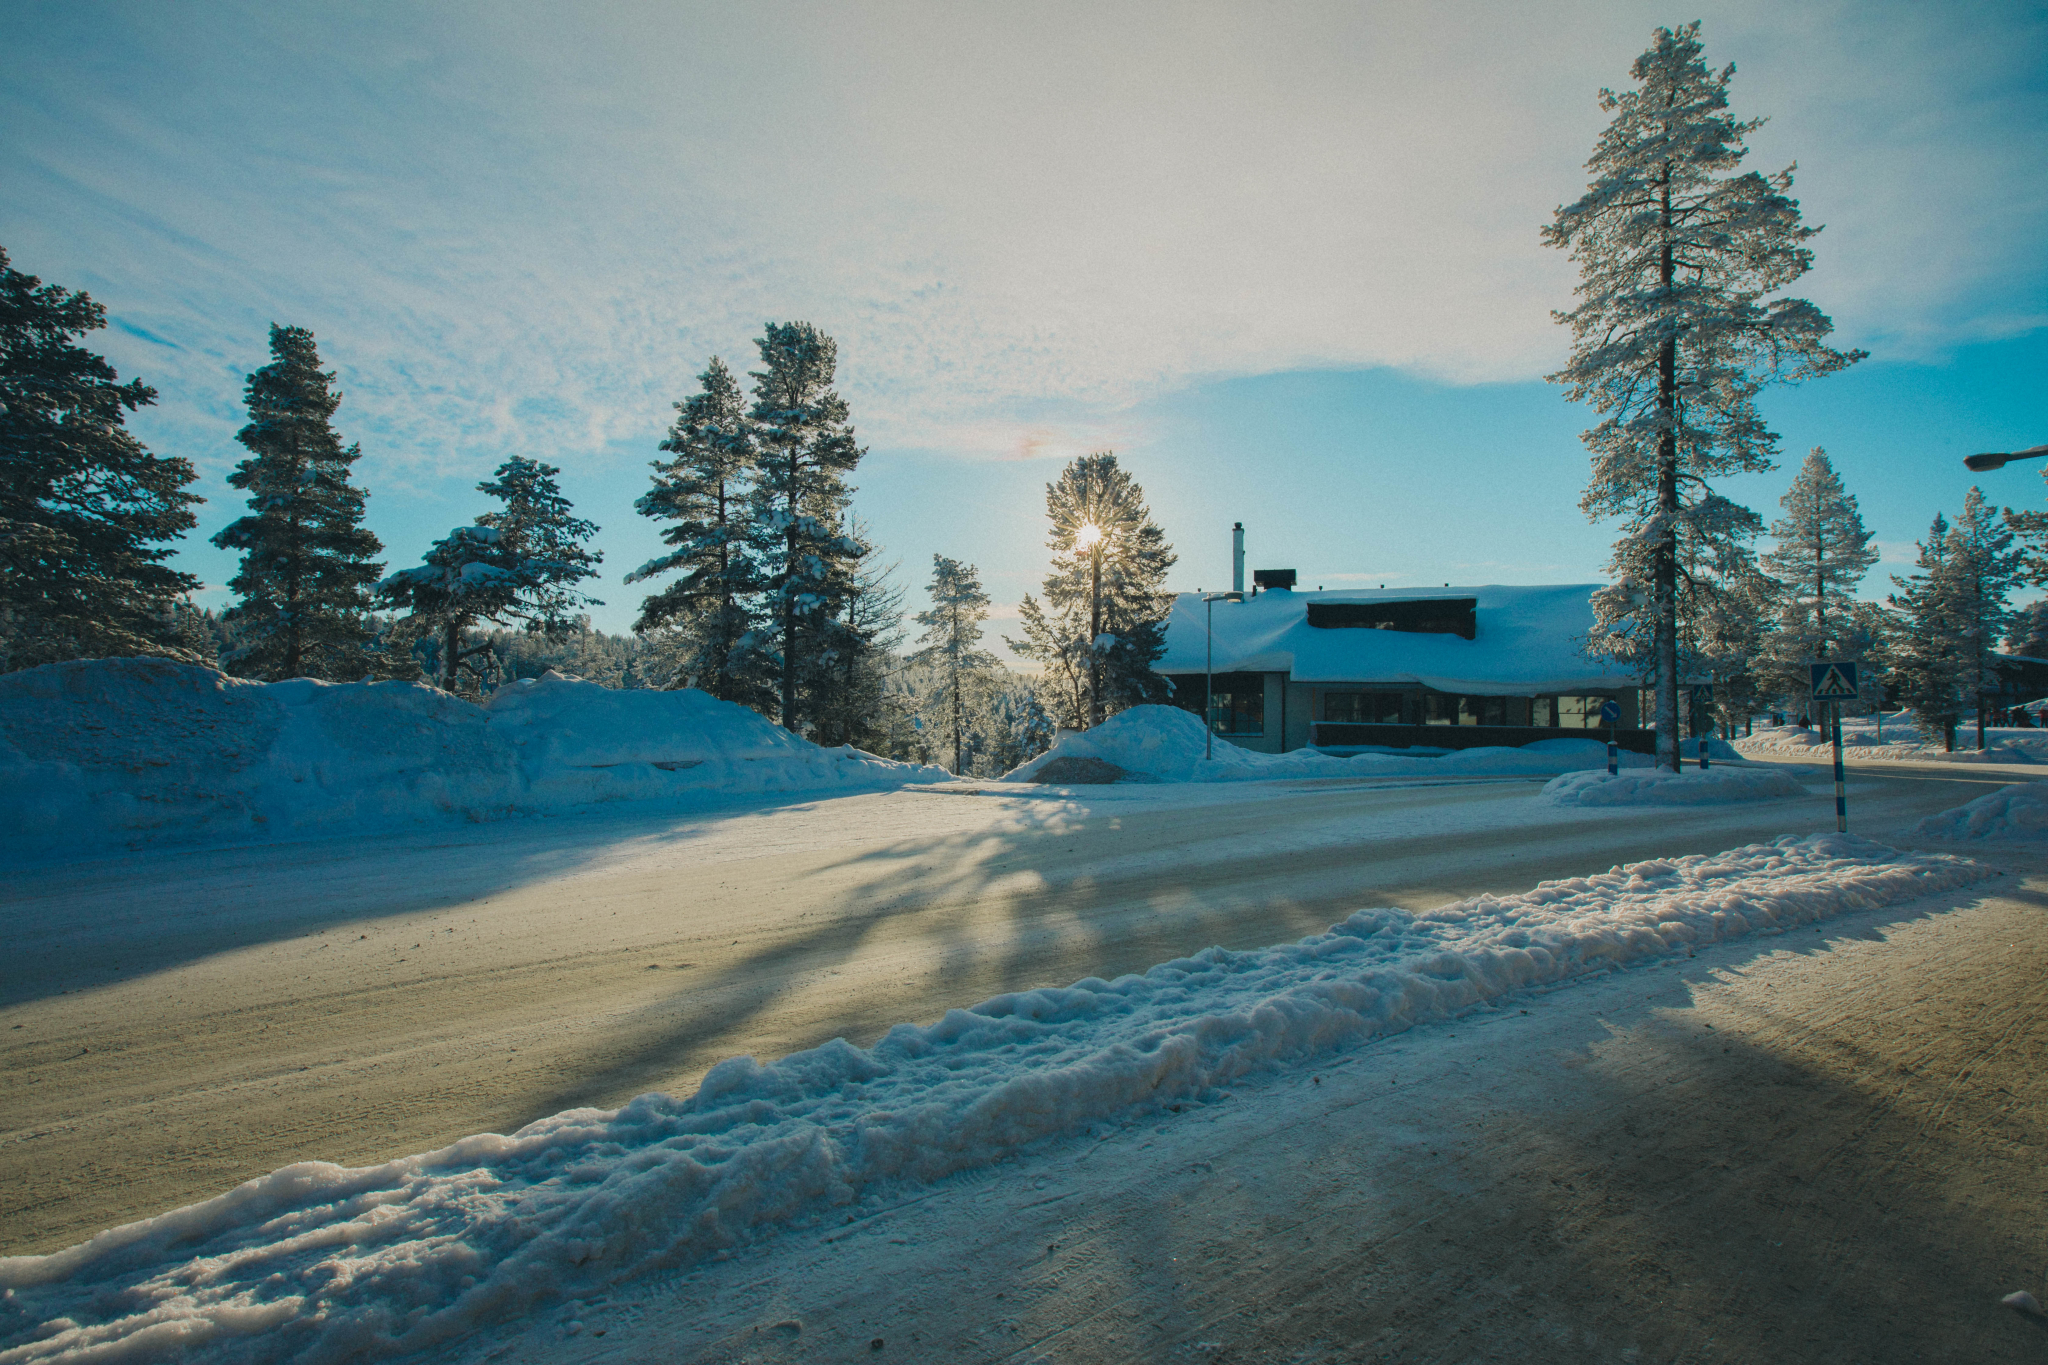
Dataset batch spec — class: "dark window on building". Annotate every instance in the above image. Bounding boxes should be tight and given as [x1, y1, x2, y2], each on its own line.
[1211, 689, 1264, 736]
[1304, 599, 1477, 638]
[1323, 691, 1404, 724]
[1556, 695, 1616, 729]
[1532, 696, 1554, 727]
[1424, 693, 1510, 726]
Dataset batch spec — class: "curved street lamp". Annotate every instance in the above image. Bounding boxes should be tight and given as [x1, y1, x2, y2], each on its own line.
[1202, 591, 1241, 760]
[1963, 444, 2048, 472]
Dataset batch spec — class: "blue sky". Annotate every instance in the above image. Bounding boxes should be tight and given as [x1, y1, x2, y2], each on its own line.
[4, 0, 2044, 660]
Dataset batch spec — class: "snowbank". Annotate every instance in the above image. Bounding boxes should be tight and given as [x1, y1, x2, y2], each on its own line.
[0, 659, 944, 862]
[0, 833, 1990, 1364]
[1542, 766, 1806, 806]
[1912, 781, 2048, 842]
[1735, 721, 2046, 764]
[1004, 705, 1672, 784]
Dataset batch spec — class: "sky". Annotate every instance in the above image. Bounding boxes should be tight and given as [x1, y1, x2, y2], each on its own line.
[3, 0, 2045, 662]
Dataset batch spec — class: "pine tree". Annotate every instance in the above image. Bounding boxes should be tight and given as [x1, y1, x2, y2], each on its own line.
[212, 324, 384, 679]
[1757, 447, 1879, 708]
[0, 247, 203, 670]
[1888, 515, 1970, 750]
[911, 555, 998, 774]
[1006, 453, 1176, 727]
[1693, 555, 1779, 736]
[1951, 486, 2021, 748]
[1545, 23, 1862, 770]
[748, 322, 863, 733]
[805, 517, 907, 750]
[375, 456, 602, 693]
[2008, 600, 2048, 660]
[627, 357, 767, 704]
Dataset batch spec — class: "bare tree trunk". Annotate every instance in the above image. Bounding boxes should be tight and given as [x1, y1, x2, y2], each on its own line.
[442, 618, 460, 693]
[1654, 180, 1680, 773]
[1088, 548, 1103, 728]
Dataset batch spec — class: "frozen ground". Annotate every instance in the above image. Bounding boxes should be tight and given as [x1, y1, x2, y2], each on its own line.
[1, 745, 2038, 1361]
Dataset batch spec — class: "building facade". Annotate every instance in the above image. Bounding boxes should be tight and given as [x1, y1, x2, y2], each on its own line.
[1157, 580, 1663, 754]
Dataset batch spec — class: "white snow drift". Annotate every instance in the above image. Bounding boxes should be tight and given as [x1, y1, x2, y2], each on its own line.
[0, 833, 1990, 1364]
[1912, 781, 2048, 842]
[1005, 704, 1665, 784]
[0, 658, 945, 862]
[1542, 766, 1806, 807]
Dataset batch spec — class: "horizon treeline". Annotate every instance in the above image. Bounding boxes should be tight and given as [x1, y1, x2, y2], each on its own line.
[3, 228, 2041, 759]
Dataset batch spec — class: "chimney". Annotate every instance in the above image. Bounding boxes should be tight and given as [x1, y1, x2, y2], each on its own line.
[1232, 522, 1245, 595]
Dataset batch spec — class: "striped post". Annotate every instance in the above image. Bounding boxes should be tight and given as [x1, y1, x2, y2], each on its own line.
[1832, 702, 1847, 832]
[1607, 731, 1618, 775]
[1699, 735, 1710, 770]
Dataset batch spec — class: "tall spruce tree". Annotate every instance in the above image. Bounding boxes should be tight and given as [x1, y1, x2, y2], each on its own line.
[1006, 452, 1175, 728]
[1888, 515, 1970, 750]
[628, 357, 766, 703]
[0, 247, 202, 669]
[1758, 447, 1879, 707]
[1951, 486, 2021, 748]
[748, 322, 863, 733]
[213, 324, 384, 679]
[375, 456, 602, 693]
[1545, 23, 1861, 769]
[912, 555, 998, 774]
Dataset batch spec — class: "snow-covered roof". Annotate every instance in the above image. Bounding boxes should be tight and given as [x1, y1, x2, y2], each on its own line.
[1157, 584, 1642, 696]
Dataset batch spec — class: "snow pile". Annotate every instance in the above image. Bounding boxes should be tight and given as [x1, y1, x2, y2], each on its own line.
[0, 833, 1990, 1364]
[0, 659, 944, 861]
[1735, 720, 2046, 764]
[1005, 705, 1668, 784]
[1912, 781, 2048, 842]
[1542, 766, 1806, 806]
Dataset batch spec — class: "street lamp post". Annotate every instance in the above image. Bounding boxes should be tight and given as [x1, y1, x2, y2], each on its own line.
[1201, 591, 1241, 761]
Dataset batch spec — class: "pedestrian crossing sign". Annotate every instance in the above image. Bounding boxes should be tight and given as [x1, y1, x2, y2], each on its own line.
[1810, 661, 1859, 700]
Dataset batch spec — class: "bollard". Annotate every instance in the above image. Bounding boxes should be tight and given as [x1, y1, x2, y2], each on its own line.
[1699, 735, 1710, 770]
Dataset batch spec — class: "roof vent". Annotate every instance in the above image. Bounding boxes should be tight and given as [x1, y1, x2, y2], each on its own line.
[1252, 568, 1296, 591]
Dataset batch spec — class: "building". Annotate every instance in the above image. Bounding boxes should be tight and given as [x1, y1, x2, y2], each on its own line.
[1156, 574, 1660, 754]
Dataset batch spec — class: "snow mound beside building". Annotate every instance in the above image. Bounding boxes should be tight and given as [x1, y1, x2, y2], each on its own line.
[0, 834, 1990, 1363]
[1542, 766, 1806, 806]
[0, 658, 944, 862]
[1004, 705, 1664, 784]
[1912, 781, 2048, 842]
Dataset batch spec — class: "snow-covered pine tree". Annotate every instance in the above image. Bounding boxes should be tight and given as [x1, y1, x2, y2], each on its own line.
[1951, 486, 2021, 748]
[1693, 555, 1779, 736]
[805, 516, 906, 750]
[1545, 23, 1862, 770]
[2008, 601, 2048, 661]
[1757, 447, 1879, 710]
[1887, 514, 1970, 750]
[1008, 593, 1089, 729]
[627, 357, 767, 705]
[1005, 453, 1175, 728]
[911, 555, 999, 774]
[966, 674, 1055, 777]
[1, 247, 203, 670]
[212, 324, 384, 679]
[748, 322, 864, 732]
[374, 456, 602, 693]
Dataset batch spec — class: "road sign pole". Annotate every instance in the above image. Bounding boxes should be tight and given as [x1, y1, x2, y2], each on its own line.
[1602, 697, 1621, 774]
[1832, 701, 1847, 833]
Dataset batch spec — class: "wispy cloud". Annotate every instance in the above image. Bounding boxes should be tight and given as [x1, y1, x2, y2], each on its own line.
[4, 0, 2040, 490]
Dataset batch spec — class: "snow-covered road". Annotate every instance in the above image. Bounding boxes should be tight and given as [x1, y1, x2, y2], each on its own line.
[0, 758, 2013, 1270]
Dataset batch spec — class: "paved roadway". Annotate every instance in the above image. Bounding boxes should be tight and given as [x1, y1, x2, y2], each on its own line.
[0, 758, 2019, 1257]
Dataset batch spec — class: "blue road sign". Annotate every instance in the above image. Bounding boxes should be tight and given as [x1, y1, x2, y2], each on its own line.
[1811, 661, 1860, 700]
[1599, 699, 1621, 724]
